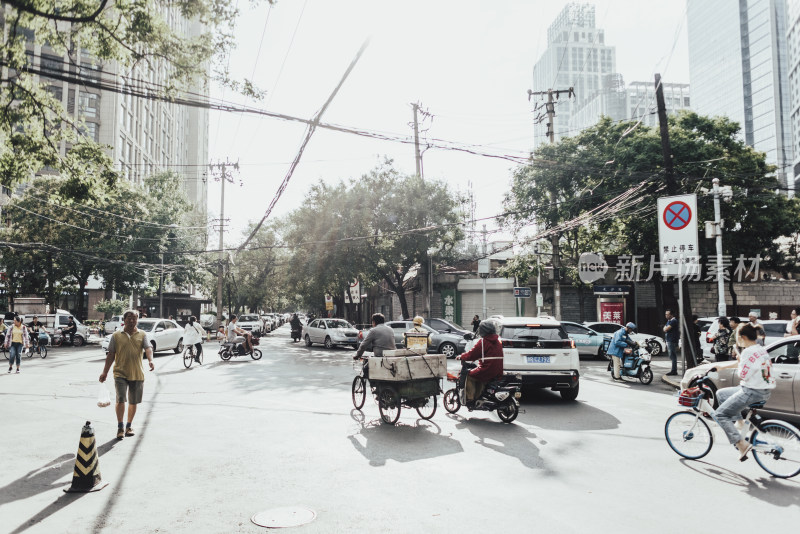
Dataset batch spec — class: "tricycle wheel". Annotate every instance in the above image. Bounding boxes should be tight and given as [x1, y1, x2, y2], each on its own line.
[351, 376, 366, 410]
[443, 388, 460, 414]
[378, 386, 401, 424]
[416, 395, 437, 420]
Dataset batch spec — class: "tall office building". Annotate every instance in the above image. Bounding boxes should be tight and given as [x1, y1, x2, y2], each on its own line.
[532, 3, 617, 151]
[688, 0, 793, 190]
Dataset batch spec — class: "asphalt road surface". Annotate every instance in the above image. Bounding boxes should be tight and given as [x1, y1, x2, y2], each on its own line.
[0, 325, 797, 533]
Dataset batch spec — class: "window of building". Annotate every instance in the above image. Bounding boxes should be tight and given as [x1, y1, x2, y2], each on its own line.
[78, 92, 98, 118]
[40, 55, 63, 76]
[67, 89, 75, 114]
[80, 62, 101, 83]
[46, 85, 63, 103]
[81, 122, 99, 142]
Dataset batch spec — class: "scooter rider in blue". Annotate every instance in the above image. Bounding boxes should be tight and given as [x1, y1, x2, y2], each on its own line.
[608, 322, 638, 381]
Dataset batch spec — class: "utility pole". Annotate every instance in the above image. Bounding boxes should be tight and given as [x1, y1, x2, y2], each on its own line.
[528, 87, 574, 320]
[209, 160, 238, 323]
[655, 73, 696, 370]
[712, 178, 726, 316]
[481, 225, 488, 320]
[535, 243, 542, 316]
[412, 102, 422, 178]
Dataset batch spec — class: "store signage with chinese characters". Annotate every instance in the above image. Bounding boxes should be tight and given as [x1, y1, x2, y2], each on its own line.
[657, 194, 700, 276]
[600, 302, 625, 325]
[440, 289, 458, 323]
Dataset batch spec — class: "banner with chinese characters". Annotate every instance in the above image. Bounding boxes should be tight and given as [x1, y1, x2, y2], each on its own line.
[440, 289, 459, 324]
[599, 302, 624, 325]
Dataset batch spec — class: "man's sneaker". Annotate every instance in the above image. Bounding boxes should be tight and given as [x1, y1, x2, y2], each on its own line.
[125, 427, 134, 437]
[117, 428, 124, 440]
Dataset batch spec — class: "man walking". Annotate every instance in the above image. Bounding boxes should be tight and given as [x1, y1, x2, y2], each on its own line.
[99, 310, 154, 439]
[664, 309, 679, 376]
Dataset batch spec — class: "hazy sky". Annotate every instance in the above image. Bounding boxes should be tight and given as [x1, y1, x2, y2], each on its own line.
[207, 0, 690, 243]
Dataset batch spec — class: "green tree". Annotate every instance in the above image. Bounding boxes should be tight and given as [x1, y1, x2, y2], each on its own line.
[94, 298, 128, 317]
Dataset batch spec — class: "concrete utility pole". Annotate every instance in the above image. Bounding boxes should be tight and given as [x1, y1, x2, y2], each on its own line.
[655, 73, 696, 370]
[482, 225, 488, 319]
[712, 178, 726, 316]
[412, 102, 422, 178]
[209, 160, 238, 322]
[528, 87, 574, 320]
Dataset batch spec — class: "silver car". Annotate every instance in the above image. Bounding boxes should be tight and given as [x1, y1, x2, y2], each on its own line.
[680, 335, 800, 420]
[302, 318, 359, 349]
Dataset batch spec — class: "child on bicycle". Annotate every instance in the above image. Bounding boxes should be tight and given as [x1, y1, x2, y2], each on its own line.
[711, 323, 776, 461]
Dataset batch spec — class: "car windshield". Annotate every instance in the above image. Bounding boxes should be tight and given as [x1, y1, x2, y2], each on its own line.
[326, 320, 352, 329]
[501, 325, 567, 340]
[239, 315, 259, 322]
[137, 320, 156, 331]
[588, 323, 619, 334]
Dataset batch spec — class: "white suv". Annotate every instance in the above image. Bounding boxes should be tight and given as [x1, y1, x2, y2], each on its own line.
[467, 317, 581, 401]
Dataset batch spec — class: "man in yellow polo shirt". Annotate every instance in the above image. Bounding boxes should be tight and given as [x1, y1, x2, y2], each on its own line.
[99, 310, 154, 439]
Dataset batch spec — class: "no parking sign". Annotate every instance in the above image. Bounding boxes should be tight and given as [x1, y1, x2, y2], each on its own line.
[657, 194, 699, 276]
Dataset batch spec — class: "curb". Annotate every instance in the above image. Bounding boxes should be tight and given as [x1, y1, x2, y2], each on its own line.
[661, 375, 681, 389]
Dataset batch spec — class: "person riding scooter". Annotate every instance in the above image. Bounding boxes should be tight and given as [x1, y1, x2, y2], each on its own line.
[608, 322, 638, 381]
[456, 319, 504, 405]
[225, 315, 252, 354]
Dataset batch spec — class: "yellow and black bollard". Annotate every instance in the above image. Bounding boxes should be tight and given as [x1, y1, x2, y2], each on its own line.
[64, 421, 109, 493]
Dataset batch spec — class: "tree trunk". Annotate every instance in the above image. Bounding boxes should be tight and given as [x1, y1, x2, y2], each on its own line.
[728, 279, 738, 314]
[76, 277, 88, 321]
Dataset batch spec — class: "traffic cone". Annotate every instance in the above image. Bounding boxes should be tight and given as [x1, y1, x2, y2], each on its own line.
[64, 421, 108, 493]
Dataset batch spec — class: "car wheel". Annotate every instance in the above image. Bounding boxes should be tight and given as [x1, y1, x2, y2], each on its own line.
[324, 336, 333, 349]
[596, 347, 606, 360]
[304, 335, 312, 347]
[150, 340, 157, 354]
[174, 338, 183, 354]
[560, 382, 579, 401]
[649, 342, 662, 356]
[439, 342, 456, 359]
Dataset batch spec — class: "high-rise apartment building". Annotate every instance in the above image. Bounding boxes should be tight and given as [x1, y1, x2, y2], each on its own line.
[688, 0, 794, 190]
[0, 5, 209, 215]
[787, 0, 800, 188]
[532, 3, 617, 151]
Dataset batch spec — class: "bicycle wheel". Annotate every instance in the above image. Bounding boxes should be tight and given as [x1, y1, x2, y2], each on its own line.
[351, 376, 366, 410]
[416, 395, 437, 420]
[443, 388, 461, 414]
[183, 348, 193, 369]
[751, 420, 800, 478]
[664, 411, 714, 459]
[251, 349, 262, 360]
[378, 386, 401, 424]
[39, 345, 47, 359]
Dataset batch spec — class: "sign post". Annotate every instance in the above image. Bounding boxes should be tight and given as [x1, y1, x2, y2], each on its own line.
[657, 194, 699, 374]
[513, 287, 532, 298]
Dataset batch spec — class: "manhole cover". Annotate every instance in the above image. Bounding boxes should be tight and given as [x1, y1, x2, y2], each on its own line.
[251, 507, 316, 528]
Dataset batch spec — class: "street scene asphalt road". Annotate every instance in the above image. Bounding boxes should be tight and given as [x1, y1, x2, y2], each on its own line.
[1, 324, 798, 534]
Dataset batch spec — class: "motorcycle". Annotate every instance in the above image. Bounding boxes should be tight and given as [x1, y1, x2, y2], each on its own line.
[443, 361, 522, 423]
[218, 333, 263, 361]
[607, 342, 654, 384]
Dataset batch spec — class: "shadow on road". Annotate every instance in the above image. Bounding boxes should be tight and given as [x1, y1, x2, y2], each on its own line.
[450, 415, 550, 471]
[347, 410, 463, 467]
[516, 388, 621, 431]
[678, 458, 800, 506]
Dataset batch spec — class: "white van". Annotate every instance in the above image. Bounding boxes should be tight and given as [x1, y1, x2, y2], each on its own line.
[39, 310, 89, 346]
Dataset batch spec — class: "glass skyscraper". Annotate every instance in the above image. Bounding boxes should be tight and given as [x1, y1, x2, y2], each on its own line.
[688, 0, 793, 190]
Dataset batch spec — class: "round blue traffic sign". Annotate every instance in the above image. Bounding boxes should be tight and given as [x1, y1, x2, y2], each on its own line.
[662, 201, 692, 230]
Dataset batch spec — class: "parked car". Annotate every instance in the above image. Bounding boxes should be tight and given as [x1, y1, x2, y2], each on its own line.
[384, 320, 468, 358]
[702, 317, 789, 360]
[302, 318, 359, 349]
[583, 321, 666, 356]
[428, 318, 470, 336]
[680, 335, 800, 421]
[237, 314, 262, 334]
[465, 316, 580, 401]
[561, 321, 609, 359]
[200, 314, 218, 333]
[101, 318, 184, 354]
[104, 315, 123, 335]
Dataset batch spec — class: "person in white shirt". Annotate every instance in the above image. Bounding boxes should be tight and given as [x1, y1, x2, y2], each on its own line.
[784, 307, 800, 337]
[226, 315, 251, 352]
[183, 316, 205, 362]
[712, 323, 776, 461]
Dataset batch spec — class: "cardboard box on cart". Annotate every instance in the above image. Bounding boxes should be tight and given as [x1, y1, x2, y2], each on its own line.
[368, 350, 447, 381]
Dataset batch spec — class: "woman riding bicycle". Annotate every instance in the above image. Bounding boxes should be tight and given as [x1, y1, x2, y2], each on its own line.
[183, 316, 205, 362]
[712, 323, 776, 461]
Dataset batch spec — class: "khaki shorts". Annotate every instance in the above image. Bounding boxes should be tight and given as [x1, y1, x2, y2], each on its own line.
[114, 377, 144, 405]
